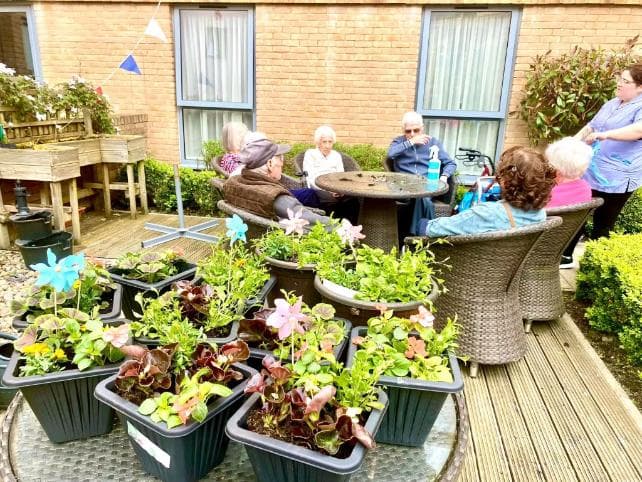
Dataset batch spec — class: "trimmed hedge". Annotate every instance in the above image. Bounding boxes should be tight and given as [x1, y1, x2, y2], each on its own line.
[576, 233, 642, 366]
[281, 141, 387, 174]
[144, 158, 221, 215]
[615, 188, 642, 235]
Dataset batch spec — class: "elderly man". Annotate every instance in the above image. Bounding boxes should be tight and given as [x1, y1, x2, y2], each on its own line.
[224, 137, 331, 226]
[387, 111, 457, 238]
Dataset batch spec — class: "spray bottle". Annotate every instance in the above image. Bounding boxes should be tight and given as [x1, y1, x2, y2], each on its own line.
[427, 145, 441, 188]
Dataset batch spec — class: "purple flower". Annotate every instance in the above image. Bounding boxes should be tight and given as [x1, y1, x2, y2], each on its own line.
[266, 298, 309, 340]
[336, 219, 365, 245]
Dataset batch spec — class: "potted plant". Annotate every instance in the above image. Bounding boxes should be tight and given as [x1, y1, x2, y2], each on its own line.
[94, 340, 255, 482]
[109, 248, 197, 319]
[253, 214, 363, 304]
[11, 249, 122, 330]
[0, 333, 18, 408]
[1, 308, 129, 443]
[347, 307, 463, 446]
[226, 344, 388, 482]
[238, 294, 351, 369]
[314, 243, 442, 325]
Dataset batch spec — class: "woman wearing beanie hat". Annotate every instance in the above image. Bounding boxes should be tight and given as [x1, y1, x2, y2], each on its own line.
[223, 137, 332, 227]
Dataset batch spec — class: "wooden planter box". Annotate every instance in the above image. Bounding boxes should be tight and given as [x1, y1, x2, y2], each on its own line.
[100, 135, 146, 164]
[57, 138, 102, 167]
[0, 145, 80, 182]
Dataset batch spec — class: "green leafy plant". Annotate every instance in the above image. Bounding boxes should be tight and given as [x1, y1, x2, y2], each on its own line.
[112, 249, 187, 283]
[576, 233, 642, 366]
[614, 189, 642, 235]
[116, 340, 249, 428]
[201, 139, 225, 169]
[14, 309, 128, 376]
[351, 307, 459, 382]
[518, 37, 640, 145]
[317, 244, 442, 303]
[280, 141, 386, 174]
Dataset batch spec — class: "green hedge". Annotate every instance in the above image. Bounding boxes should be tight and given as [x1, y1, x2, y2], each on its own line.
[144, 158, 221, 215]
[576, 233, 642, 365]
[280, 141, 387, 174]
[615, 188, 642, 235]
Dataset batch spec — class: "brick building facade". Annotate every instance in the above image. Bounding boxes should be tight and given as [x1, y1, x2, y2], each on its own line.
[2, 1, 641, 166]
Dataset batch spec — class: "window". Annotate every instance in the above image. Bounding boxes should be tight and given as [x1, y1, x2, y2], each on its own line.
[417, 9, 520, 177]
[0, 6, 41, 78]
[175, 7, 254, 166]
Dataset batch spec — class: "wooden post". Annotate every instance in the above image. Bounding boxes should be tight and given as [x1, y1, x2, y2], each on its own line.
[40, 184, 51, 206]
[50, 182, 65, 231]
[0, 189, 9, 249]
[68, 178, 81, 243]
[137, 159, 148, 214]
[126, 163, 137, 219]
[102, 163, 111, 216]
[82, 108, 93, 136]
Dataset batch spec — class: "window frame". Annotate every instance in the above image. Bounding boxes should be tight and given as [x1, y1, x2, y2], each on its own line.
[416, 8, 521, 159]
[0, 5, 43, 80]
[173, 6, 255, 166]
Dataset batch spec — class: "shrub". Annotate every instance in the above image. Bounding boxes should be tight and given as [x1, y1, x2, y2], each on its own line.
[201, 140, 225, 169]
[615, 189, 642, 235]
[280, 141, 387, 174]
[143, 158, 221, 215]
[518, 37, 639, 145]
[576, 233, 642, 365]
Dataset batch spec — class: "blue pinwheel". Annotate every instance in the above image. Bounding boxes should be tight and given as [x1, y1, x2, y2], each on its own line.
[225, 215, 248, 245]
[30, 249, 85, 293]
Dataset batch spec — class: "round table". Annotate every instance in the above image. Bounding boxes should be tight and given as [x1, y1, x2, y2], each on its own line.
[0, 392, 468, 482]
[315, 172, 448, 251]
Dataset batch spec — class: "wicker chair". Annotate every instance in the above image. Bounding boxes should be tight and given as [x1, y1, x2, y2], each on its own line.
[211, 154, 305, 189]
[383, 157, 458, 217]
[405, 216, 563, 377]
[520, 198, 603, 331]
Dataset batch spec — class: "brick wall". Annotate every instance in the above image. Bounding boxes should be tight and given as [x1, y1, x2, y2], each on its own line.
[0, 12, 31, 75]
[113, 113, 149, 137]
[32, 2, 178, 162]
[30, 1, 642, 161]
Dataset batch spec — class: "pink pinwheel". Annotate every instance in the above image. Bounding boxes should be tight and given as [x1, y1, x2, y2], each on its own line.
[266, 298, 309, 340]
[410, 305, 435, 328]
[102, 324, 130, 348]
[279, 208, 309, 236]
[336, 219, 366, 245]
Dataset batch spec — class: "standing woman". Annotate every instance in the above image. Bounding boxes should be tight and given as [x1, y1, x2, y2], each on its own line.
[577, 63, 642, 240]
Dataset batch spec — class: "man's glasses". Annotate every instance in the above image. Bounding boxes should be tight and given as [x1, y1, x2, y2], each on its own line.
[615, 76, 634, 85]
[404, 128, 422, 134]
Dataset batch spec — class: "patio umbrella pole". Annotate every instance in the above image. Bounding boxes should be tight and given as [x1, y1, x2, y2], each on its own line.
[142, 164, 219, 248]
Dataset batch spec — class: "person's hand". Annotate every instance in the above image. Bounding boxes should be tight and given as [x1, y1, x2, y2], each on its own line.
[332, 192, 343, 198]
[409, 134, 431, 145]
[440, 175, 448, 184]
[584, 131, 609, 144]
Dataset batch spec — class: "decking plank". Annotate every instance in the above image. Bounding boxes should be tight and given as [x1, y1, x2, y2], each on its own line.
[484, 366, 545, 481]
[504, 357, 578, 481]
[523, 331, 609, 481]
[548, 315, 642, 475]
[459, 425, 480, 482]
[462, 370, 512, 482]
[533, 323, 641, 481]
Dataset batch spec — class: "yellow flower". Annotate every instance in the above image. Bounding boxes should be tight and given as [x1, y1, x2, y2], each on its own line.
[22, 343, 50, 355]
[236, 259, 246, 267]
[73, 279, 82, 290]
[53, 348, 67, 361]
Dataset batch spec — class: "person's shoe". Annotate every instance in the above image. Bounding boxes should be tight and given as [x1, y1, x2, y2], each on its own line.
[559, 255, 574, 269]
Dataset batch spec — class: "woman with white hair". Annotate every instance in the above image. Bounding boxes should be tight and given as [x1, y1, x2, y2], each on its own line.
[219, 121, 249, 174]
[545, 137, 593, 208]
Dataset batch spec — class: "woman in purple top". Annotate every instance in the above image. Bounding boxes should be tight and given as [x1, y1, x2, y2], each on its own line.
[219, 122, 249, 174]
[561, 64, 642, 268]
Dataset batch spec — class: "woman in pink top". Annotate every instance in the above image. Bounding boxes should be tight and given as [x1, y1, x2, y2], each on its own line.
[545, 137, 592, 208]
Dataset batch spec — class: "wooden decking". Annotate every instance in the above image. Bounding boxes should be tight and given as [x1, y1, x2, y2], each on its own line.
[71, 213, 642, 481]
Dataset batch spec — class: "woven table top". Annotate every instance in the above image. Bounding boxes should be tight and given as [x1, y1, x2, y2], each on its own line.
[2, 393, 463, 481]
[315, 171, 448, 199]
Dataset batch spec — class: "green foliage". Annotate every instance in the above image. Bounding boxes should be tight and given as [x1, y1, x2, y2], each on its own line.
[576, 233, 642, 365]
[0, 71, 114, 134]
[614, 189, 642, 235]
[143, 158, 221, 215]
[14, 310, 127, 376]
[352, 309, 458, 382]
[201, 140, 225, 169]
[317, 244, 441, 303]
[280, 141, 386, 175]
[518, 38, 639, 145]
[112, 249, 186, 283]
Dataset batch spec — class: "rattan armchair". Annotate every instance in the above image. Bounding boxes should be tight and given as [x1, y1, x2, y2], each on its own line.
[211, 155, 305, 189]
[383, 157, 458, 217]
[520, 198, 603, 331]
[292, 151, 361, 188]
[217, 199, 280, 240]
[405, 216, 563, 377]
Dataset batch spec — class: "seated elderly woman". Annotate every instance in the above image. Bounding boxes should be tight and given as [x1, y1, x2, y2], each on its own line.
[302, 125, 359, 223]
[417, 146, 556, 237]
[218, 121, 249, 175]
[224, 137, 331, 227]
[387, 111, 457, 236]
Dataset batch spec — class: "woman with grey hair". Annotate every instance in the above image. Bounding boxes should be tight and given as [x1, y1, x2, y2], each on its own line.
[219, 121, 249, 174]
[224, 137, 331, 227]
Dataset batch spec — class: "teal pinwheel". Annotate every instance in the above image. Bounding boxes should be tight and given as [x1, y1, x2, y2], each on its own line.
[30, 249, 84, 293]
[225, 215, 248, 245]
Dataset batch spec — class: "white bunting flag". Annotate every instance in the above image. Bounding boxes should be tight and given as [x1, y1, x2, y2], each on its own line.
[144, 18, 167, 43]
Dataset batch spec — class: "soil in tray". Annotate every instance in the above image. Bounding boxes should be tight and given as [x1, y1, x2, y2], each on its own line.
[204, 324, 232, 339]
[563, 293, 642, 410]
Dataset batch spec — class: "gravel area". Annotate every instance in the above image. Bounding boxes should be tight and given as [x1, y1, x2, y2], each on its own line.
[0, 250, 36, 333]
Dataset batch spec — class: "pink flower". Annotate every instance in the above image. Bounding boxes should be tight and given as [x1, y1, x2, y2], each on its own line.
[410, 306, 435, 328]
[279, 208, 309, 236]
[266, 298, 309, 340]
[336, 219, 366, 245]
[102, 324, 130, 348]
